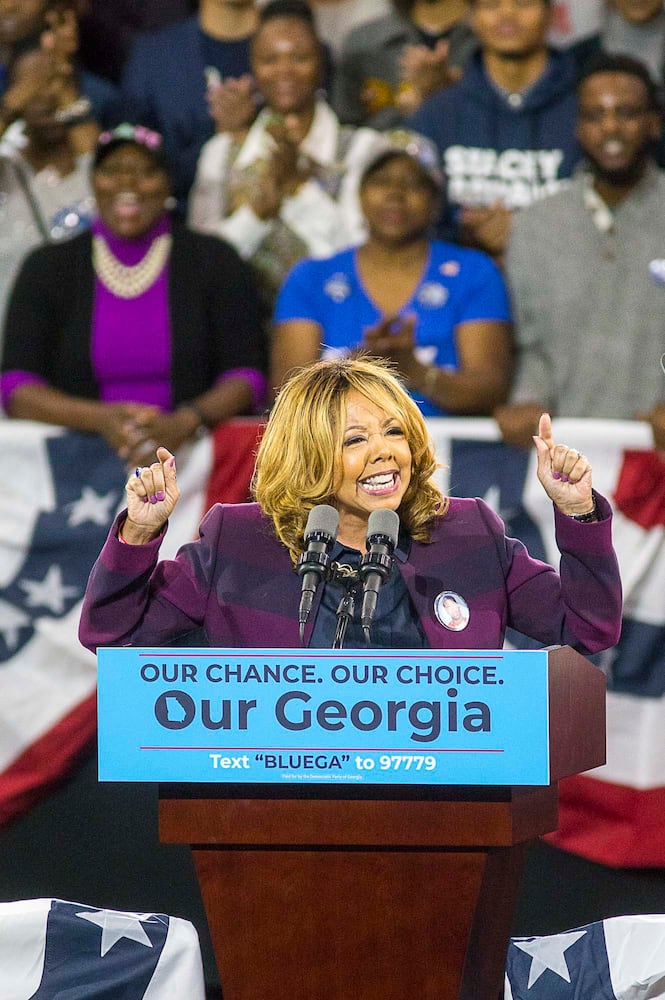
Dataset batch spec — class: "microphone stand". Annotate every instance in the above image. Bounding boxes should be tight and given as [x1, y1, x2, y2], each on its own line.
[332, 588, 356, 649]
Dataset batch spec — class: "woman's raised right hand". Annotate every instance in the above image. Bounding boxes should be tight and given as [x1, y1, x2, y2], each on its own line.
[122, 447, 179, 544]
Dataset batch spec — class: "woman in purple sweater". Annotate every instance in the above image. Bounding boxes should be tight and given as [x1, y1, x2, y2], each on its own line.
[79, 356, 622, 652]
[1, 124, 267, 469]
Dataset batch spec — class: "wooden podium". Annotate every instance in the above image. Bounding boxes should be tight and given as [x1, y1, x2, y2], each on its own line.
[158, 647, 605, 1000]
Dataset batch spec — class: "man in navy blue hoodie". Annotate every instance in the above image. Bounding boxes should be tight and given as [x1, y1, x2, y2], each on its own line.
[120, 0, 259, 205]
[409, 0, 580, 258]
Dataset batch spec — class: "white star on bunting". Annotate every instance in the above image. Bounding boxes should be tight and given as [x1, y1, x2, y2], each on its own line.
[67, 488, 118, 528]
[19, 565, 79, 614]
[75, 909, 157, 957]
[0, 599, 31, 649]
[512, 930, 587, 987]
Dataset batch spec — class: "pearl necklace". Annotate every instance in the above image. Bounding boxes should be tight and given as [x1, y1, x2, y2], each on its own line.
[92, 232, 172, 299]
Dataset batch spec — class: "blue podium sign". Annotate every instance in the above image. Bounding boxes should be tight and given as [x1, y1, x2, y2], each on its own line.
[97, 647, 553, 786]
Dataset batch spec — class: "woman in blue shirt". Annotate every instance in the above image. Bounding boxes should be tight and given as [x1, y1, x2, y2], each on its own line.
[271, 144, 513, 416]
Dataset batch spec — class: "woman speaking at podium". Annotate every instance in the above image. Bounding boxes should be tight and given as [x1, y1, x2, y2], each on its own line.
[79, 357, 621, 653]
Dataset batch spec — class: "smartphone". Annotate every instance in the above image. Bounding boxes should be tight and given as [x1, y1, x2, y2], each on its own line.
[205, 67, 222, 90]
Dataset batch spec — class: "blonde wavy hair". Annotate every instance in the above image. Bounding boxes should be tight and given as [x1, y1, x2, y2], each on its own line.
[252, 356, 447, 563]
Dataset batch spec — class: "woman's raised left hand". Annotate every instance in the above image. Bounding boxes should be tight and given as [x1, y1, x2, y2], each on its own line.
[533, 413, 594, 516]
[123, 446, 179, 544]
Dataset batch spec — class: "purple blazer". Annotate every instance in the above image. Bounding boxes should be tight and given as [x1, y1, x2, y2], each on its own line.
[79, 496, 622, 653]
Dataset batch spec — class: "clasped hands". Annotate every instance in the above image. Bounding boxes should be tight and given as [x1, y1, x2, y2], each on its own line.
[103, 404, 199, 469]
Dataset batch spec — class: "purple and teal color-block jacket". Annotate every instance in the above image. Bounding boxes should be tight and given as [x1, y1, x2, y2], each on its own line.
[79, 496, 621, 653]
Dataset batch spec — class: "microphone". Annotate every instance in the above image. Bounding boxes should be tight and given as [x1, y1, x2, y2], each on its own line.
[359, 509, 399, 642]
[297, 504, 339, 641]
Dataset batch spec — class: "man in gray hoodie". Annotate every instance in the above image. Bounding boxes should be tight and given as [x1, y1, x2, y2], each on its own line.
[496, 53, 665, 449]
[333, 0, 476, 127]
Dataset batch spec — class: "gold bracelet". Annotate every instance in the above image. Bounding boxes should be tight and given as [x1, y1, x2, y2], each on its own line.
[421, 365, 439, 398]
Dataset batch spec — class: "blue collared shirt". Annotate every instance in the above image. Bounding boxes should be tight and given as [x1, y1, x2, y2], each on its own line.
[309, 533, 428, 649]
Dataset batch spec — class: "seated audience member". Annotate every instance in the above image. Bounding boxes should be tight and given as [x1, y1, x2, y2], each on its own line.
[120, 0, 259, 204]
[333, 0, 477, 127]
[1, 125, 267, 468]
[408, 0, 580, 259]
[272, 142, 512, 416]
[0, 0, 118, 139]
[572, 0, 665, 85]
[189, 0, 388, 308]
[0, 48, 93, 335]
[496, 55, 665, 450]
[78, 0, 197, 84]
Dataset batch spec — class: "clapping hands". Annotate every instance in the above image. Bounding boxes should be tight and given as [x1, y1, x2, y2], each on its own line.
[234, 114, 314, 220]
[363, 313, 417, 361]
[396, 40, 463, 115]
[207, 74, 256, 136]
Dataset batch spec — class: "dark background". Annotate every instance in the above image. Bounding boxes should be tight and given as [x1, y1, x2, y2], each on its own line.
[1, 752, 664, 997]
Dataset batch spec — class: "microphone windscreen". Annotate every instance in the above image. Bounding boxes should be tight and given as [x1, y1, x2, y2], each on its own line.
[304, 504, 339, 541]
[366, 508, 399, 545]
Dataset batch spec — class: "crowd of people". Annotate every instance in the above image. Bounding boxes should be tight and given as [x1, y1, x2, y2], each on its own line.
[1, 0, 664, 444]
[1, 12, 662, 998]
